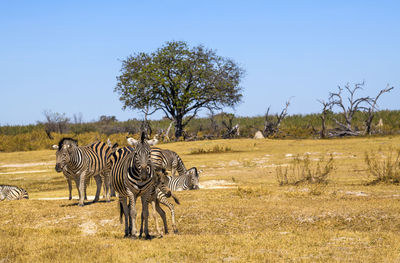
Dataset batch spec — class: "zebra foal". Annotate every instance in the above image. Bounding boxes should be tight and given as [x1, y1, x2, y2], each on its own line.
[0, 185, 29, 201]
[149, 147, 200, 190]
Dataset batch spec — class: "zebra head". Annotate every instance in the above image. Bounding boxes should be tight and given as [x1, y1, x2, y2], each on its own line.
[186, 167, 200, 190]
[55, 138, 78, 173]
[132, 132, 154, 181]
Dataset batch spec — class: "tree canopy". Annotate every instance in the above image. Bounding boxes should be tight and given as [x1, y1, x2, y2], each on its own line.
[114, 41, 244, 138]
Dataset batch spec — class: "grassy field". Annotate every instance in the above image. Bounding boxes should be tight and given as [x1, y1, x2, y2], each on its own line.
[1, 137, 400, 262]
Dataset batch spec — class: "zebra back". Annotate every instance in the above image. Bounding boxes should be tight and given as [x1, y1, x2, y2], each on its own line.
[151, 148, 187, 176]
[0, 185, 29, 200]
[110, 146, 134, 197]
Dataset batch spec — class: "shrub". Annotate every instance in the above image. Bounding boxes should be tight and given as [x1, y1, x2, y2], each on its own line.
[276, 154, 335, 186]
[189, 145, 233, 154]
[365, 148, 400, 185]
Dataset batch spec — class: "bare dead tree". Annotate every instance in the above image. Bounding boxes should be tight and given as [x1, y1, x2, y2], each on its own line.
[221, 113, 240, 139]
[263, 100, 291, 137]
[317, 99, 333, 138]
[364, 85, 394, 135]
[40, 110, 70, 139]
[328, 82, 370, 137]
[73, 112, 83, 124]
[161, 120, 174, 142]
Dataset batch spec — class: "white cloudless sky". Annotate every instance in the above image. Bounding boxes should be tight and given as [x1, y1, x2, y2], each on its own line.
[0, 0, 399, 125]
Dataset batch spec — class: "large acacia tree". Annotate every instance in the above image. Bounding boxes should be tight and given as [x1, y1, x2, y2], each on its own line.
[115, 41, 244, 138]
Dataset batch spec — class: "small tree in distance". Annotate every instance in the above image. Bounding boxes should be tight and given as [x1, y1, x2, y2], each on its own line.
[114, 41, 244, 139]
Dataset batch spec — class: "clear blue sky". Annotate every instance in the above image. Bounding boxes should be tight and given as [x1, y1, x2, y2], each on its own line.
[0, 0, 399, 125]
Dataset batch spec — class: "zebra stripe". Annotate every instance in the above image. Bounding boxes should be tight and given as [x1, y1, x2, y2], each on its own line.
[0, 185, 29, 201]
[166, 167, 200, 191]
[150, 148, 187, 177]
[55, 138, 114, 206]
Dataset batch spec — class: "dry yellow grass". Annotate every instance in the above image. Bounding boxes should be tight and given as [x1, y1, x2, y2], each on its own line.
[1, 136, 400, 262]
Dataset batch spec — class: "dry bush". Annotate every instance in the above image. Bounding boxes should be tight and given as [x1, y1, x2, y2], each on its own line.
[365, 148, 400, 185]
[189, 145, 232, 154]
[276, 154, 335, 186]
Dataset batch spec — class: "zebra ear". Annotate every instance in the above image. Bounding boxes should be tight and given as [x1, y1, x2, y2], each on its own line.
[126, 137, 138, 146]
[52, 145, 59, 150]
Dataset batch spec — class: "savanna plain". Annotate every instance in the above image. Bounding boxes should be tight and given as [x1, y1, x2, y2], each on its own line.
[1, 136, 400, 262]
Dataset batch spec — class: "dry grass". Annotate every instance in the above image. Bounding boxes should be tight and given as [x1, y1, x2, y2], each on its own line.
[276, 154, 335, 186]
[1, 136, 400, 262]
[365, 148, 400, 185]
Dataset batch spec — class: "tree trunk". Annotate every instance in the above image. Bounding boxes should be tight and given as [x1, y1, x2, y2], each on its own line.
[174, 117, 184, 139]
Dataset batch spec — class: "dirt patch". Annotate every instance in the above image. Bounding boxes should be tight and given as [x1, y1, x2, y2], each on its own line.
[80, 221, 97, 236]
[199, 180, 236, 189]
[0, 162, 54, 168]
[35, 196, 97, 200]
[0, 170, 49, 175]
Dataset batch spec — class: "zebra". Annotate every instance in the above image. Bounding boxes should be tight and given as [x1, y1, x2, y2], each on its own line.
[52, 144, 91, 201]
[110, 132, 165, 239]
[54, 138, 114, 206]
[166, 167, 200, 191]
[108, 144, 180, 237]
[0, 185, 29, 200]
[149, 147, 200, 190]
[150, 148, 187, 177]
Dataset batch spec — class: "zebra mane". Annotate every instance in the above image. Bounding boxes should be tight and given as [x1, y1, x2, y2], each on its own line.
[57, 137, 78, 150]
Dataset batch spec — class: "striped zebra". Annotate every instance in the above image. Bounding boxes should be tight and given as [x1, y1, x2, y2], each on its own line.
[110, 132, 165, 239]
[60, 167, 90, 200]
[150, 148, 186, 177]
[149, 147, 200, 190]
[166, 167, 200, 191]
[0, 185, 29, 200]
[109, 145, 179, 236]
[54, 138, 114, 206]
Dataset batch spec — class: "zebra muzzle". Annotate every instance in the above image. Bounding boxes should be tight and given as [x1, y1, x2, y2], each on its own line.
[55, 164, 63, 173]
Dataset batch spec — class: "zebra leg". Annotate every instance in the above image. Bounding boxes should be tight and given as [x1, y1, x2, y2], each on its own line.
[104, 172, 111, 202]
[74, 178, 81, 200]
[78, 172, 86, 206]
[154, 199, 168, 236]
[160, 198, 177, 234]
[119, 196, 131, 238]
[84, 176, 89, 200]
[139, 210, 144, 238]
[151, 200, 163, 237]
[67, 177, 72, 200]
[93, 174, 102, 203]
[141, 197, 152, 240]
[128, 192, 137, 239]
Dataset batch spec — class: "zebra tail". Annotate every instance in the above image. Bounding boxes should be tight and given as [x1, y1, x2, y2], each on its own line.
[171, 194, 180, 205]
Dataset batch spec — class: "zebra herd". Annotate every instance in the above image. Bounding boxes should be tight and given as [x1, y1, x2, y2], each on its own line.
[0, 132, 200, 238]
[53, 132, 200, 238]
